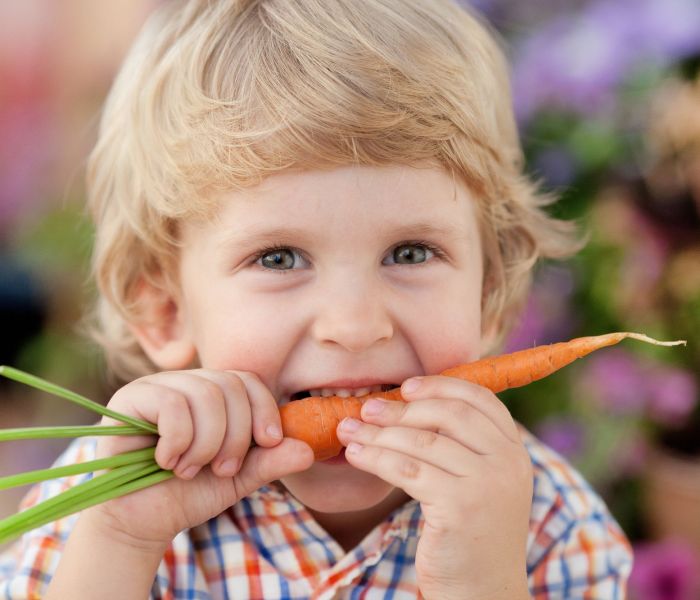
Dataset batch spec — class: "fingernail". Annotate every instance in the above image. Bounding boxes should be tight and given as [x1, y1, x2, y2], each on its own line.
[266, 424, 283, 439]
[218, 458, 240, 476]
[363, 398, 386, 415]
[164, 456, 178, 471]
[180, 465, 199, 480]
[340, 417, 361, 432]
[346, 442, 363, 455]
[402, 377, 422, 393]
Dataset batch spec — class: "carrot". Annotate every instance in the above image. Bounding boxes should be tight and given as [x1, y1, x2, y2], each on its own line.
[279, 332, 686, 461]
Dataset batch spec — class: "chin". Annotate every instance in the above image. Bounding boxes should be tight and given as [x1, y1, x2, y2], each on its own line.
[279, 462, 396, 513]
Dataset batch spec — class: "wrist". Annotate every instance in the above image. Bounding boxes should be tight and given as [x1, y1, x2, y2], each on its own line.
[78, 507, 170, 559]
[46, 509, 168, 600]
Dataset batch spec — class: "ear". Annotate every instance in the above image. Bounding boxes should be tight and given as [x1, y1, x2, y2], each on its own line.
[128, 276, 197, 370]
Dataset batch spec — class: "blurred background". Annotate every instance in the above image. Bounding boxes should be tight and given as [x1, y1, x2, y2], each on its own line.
[0, 1, 698, 597]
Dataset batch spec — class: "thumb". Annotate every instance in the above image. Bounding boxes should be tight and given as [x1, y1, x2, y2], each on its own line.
[232, 438, 314, 498]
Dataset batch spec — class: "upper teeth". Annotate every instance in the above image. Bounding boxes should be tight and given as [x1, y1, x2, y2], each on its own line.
[309, 384, 386, 398]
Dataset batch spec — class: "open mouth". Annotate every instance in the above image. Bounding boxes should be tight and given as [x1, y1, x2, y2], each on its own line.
[288, 383, 398, 402]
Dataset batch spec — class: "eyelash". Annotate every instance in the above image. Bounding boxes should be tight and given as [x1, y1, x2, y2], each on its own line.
[249, 244, 305, 272]
[250, 240, 446, 273]
[389, 240, 447, 263]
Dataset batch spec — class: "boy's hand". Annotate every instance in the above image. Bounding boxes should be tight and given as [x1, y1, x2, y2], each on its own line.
[336, 375, 533, 600]
[86, 369, 314, 553]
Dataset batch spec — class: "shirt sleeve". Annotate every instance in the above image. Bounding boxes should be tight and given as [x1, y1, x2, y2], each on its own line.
[0, 437, 98, 599]
[521, 427, 634, 599]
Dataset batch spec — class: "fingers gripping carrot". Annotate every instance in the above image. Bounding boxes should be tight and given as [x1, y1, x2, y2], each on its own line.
[279, 332, 686, 461]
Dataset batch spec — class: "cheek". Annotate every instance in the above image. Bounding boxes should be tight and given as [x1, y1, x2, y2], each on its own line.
[410, 283, 482, 372]
[192, 298, 300, 375]
[419, 322, 481, 373]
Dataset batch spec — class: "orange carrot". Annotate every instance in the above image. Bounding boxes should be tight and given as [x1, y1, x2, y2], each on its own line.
[279, 332, 686, 461]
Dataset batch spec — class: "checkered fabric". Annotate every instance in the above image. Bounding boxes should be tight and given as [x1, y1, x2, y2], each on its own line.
[0, 426, 632, 599]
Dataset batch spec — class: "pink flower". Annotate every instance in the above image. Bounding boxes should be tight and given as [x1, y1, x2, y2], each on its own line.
[581, 348, 649, 415]
[577, 349, 697, 427]
[630, 538, 700, 600]
[647, 367, 698, 427]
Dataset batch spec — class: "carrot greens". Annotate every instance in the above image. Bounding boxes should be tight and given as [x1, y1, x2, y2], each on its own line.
[0, 366, 157, 433]
[0, 366, 165, 545]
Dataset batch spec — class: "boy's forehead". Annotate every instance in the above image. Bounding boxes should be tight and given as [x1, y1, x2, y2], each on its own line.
[217, 164, 466, 212]
[199, 165, 480, 249]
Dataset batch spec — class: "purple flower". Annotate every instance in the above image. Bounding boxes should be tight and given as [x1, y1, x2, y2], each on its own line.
[621, 0, 700, 62]
[580, 349, 649, 416]
[647, 367, 698, 427]
[535, 416, 585, 459]
[630, 538, 700, 600]
[512, 11, 631, 120]
[511, 0, 700, 121]
[577, 348, 698, 427]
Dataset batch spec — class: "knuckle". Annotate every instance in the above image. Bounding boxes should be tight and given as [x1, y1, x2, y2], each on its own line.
[197, 379, 225, 407]
[414, 429, 439, 449]
[444, 398, 471, 420]
[159, 388, 188, 412]
[221, 371, 248, 396]
[235, 370, 261, 383]
[398, 457, 422, 480]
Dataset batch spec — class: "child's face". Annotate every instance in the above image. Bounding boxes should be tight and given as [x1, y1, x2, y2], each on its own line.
[175, 164, 485, 514]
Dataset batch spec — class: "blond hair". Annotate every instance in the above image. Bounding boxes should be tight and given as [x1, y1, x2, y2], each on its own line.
[86, 0, 583, 382]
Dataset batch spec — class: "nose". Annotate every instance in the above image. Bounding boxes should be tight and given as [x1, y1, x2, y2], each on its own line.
[310, 276, 394, 353]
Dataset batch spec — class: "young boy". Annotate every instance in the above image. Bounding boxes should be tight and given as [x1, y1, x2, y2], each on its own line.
[0, 0, 633, 597]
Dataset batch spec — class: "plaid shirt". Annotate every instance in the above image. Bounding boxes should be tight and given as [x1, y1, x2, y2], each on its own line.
[0, 426, 632, 599]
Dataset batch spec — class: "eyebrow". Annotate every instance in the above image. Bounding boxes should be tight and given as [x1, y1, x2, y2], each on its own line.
[391, 222, 464, 239]
[216, 226, 317, 251]
[218, 221, 465, 251]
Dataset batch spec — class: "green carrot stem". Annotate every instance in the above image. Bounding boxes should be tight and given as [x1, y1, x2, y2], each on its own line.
[0, 447, 157, 491]
[38, 468, 174, 532]
[0, 461, 152, 533]
[0, 460, 163, 544]
[0, 366, 158, 434]
[0, 425, 150, 442]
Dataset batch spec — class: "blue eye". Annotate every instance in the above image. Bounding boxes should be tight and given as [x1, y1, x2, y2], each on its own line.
[257, 247, 299, 270]
[384, 242, 440, 265]
[262, 249, 293, 269]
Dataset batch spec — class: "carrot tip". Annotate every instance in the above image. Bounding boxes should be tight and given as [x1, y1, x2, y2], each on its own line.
[623, 333, 687, 347]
